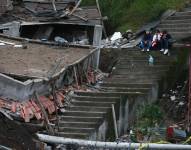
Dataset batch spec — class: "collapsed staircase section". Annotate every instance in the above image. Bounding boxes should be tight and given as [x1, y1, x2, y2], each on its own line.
[53, 48, 177, 140]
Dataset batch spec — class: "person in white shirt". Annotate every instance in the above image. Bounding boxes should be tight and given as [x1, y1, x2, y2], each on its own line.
[152, 29, 161, 50]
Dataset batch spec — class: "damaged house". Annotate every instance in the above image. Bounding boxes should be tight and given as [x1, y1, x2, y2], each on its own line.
[0, 0, 103, 123]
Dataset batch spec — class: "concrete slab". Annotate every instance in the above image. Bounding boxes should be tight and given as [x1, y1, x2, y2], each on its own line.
[0, 37, 92, 78]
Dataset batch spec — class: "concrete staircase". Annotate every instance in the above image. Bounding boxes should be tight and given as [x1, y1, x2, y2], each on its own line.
[53, 48, 177, 140]
[158, 6, 191, 40]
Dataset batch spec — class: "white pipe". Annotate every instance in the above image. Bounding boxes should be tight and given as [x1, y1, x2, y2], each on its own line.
[37, 134, 191, 149]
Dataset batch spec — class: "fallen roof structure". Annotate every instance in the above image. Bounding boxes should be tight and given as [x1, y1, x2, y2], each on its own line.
[0, 0, 102, 44]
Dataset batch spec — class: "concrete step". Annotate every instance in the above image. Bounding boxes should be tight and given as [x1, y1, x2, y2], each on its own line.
[74, 91, 143, 97]
[111, 72, 164, 78]
[108, 76, 161, 82]
[100, 83, 152, 88]
[175, 11, 191, 16]
[110, 74, 163, 80]
[109, 74, 161, 79]
[59, 116, 103, 122]
[100, 87, 150, 93]
[62, 111, 106, 117]
[169, 32, 191, 40]
[58, 121, 98, 128]
[120, 49, 173, 54]
[161, 19, 191, 24]
[159, 22, 191, 28]
[111, 70, 166, 76]
[103, 81, 154, 85]
[119, 58, 173, 62]
[115, 65, 170, 70]
[105, 78, 159, 84]
[67, 106, 111, 112]
[183, 7, 191, 12]
[159, 27, 191, 32]
[118, 61, 172, 66]
[71, 96, 119, 102]
[119, 54, 173, 59]
[71, 100, 116, 107]
[167, 15, 191, 20]
[55, 132, 88, 139]
[57, 127, 95, 133]
[112, 67, 168, 73]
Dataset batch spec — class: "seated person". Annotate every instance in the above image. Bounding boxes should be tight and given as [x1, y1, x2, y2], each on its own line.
[152, 29, 161, 50]
[160, 30, 172, 55]
[140, 30, 152, 52]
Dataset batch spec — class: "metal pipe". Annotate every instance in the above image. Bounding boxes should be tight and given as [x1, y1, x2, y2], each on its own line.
[112, 104, 118, 139]
[37, 134, 191, 149]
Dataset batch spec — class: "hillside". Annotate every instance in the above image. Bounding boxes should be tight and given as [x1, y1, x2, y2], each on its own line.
[82, 0, 191, 33]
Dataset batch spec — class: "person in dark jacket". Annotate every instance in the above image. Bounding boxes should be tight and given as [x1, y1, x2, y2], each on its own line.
[140, 30, 152, 52]
[160, 30, 172, 55]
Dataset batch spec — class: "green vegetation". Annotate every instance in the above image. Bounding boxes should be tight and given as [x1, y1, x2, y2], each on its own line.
[136, 104, 163, 128]
[82, 0, 190, 32]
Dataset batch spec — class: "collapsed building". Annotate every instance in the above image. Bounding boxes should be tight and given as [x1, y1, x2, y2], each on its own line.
[0, 0, 103, 123]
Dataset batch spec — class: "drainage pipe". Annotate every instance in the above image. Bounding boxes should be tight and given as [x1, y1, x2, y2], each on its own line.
[37, 134, 191, 150]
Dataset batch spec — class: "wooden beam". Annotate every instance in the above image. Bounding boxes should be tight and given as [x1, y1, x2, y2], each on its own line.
[34, 91, 54, 135]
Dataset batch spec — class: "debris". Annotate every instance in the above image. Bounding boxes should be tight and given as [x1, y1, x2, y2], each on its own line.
[14, 45, 23, 48]
[170, 95, 176, 101]
[0, 108, 13, 121]
[0, 43, 5, 46]
[167, 127, 187, 141]
[178, 102, 185, 106]
[78, 39, 89, 45]
[110, 32, 122, 41]
[54, 36, 68, 45]
[148, 55, 154, 66]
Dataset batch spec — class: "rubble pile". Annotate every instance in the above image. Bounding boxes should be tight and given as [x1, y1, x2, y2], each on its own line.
[0, 91, 65, 122]
[101, 30, 138, 48]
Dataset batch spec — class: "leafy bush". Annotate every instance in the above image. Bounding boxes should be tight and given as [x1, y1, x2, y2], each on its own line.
[136, 104, 163, 128]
